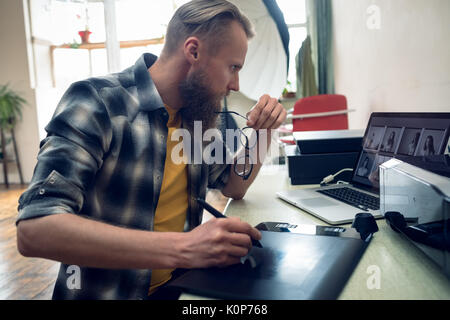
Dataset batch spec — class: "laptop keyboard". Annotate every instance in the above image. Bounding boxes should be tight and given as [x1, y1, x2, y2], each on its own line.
[317, 187, 379, 211]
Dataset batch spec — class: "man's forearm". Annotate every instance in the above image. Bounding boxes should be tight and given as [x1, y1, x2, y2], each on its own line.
[17, 211, 262, 271]
[17, 213, 185, 270]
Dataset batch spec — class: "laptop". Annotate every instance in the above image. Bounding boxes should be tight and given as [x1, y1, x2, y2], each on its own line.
[277, 112, 450, 225]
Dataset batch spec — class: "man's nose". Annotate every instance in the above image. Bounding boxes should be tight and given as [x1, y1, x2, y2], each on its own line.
[228, 73, 240, 92]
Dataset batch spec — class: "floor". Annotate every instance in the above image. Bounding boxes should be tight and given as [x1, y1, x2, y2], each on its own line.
[0, 184, 228, 300]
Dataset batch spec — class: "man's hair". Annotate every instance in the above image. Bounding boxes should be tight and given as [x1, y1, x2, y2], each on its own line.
[162, 0, 254, 57]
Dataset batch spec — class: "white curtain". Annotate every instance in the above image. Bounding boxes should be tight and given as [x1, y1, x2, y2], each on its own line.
[229, 0, 287, 101]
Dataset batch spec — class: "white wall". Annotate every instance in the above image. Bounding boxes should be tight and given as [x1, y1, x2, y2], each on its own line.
[332, 0, 450, 129]
[0, 0, 40, 184]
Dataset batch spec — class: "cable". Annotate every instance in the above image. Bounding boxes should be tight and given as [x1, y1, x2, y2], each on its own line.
[320, 168, 353, 186]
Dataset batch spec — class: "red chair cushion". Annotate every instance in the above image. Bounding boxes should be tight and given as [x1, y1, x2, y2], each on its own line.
[293, 94, 348, 132]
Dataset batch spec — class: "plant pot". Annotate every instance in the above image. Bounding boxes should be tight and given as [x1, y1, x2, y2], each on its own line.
[78, 30, 92, 44]
[282, 91, 296, 99]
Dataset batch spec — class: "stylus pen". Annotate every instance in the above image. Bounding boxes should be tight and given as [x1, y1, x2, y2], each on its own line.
[196, 198, 263, 248]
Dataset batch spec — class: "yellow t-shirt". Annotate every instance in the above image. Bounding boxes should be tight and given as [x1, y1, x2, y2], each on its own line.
[148, 105, 188, 295]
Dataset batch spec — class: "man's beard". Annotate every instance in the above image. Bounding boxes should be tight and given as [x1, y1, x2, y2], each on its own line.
[179, 68, 225, 133]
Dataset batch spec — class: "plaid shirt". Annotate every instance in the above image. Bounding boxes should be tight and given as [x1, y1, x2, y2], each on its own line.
[17, 53, 231, 300]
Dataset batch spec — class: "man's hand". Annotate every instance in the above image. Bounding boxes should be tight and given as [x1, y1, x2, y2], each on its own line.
[246, 94, 287, 130]
[179, 217, 262, 268]
[221, 94, 287, 200]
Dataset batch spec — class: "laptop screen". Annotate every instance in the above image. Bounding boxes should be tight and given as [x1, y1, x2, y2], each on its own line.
[352, 112, 450, 190]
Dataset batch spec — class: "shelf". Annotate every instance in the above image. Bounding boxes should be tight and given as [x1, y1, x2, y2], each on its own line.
[50, 37, 164, 51]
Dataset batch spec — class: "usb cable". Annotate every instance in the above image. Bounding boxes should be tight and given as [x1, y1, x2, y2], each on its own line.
[320, 168, 353, 186]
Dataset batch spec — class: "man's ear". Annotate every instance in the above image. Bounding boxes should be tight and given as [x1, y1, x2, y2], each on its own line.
[183, 36, 200, 65]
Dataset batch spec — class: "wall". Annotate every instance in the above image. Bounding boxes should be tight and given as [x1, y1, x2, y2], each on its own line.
[29, 0, 63, 140]
[332, 0, 450, 129]
[0, 0, 40, 184]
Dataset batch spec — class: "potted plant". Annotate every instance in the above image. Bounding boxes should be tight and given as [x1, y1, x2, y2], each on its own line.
[77, 6, 92, 43]
[78, 29, 92, 44]
[282, 80, 296, 99]
[0, 83, 26, 130]
[0, 84, 26, 185]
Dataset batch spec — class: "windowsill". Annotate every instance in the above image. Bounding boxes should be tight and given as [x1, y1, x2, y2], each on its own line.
[47, 37, 164, 87]
[50, 37, 164, 50]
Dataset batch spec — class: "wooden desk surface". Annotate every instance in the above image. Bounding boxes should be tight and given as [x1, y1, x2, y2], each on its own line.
[181, 165, 450, 300]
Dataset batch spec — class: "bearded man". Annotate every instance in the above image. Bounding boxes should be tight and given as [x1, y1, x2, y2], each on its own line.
[16, 0, 286, 300]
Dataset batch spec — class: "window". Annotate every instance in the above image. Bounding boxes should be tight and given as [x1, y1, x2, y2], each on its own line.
[34, 0, 305, 91]
[32, 0, 190, 89]
[276, 0, 307, 93]
[114, 0, 190, 69]
[30, 1, 306, 138]
[30, 0, 190, 139]
[32, 0, 107, 87]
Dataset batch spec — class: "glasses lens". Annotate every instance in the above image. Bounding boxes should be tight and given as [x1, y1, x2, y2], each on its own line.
[239, 130, 248, 149]
[240, 127, 258, 149]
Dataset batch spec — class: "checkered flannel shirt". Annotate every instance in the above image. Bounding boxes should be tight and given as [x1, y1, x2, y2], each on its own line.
[17, 53, 231, 300]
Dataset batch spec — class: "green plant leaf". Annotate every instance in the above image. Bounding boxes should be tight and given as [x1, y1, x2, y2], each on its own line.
[0, 83, 27, 129]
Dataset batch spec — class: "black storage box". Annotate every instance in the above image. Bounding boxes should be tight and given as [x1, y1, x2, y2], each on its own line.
[285, 145, 360, 185]
[294, 130, 364, 154]
[285, 129, 364, 185]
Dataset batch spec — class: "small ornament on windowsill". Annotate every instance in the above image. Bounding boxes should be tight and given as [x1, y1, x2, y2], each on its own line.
[281, 80, 296, 99]
[76, 7, 91, 44]
[78, 29, 92, 44]
[282, 90, 296, 99]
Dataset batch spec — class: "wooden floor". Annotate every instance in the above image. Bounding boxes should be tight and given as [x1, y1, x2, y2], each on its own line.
[0, 184, 228, 300]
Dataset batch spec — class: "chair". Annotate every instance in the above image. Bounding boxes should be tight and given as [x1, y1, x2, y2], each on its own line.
[279, 94, 354, 144]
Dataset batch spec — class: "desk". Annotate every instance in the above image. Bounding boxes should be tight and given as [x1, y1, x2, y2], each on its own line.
[181, 165, 450, 299]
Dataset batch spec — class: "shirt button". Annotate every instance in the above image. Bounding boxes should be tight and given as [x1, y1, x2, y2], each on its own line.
[156, 175, 161, 181]
[49, 177, 56, 184]
[39, 188, 45, 195]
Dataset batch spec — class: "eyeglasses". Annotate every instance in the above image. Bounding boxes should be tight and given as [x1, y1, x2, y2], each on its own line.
[215, 111, 257, 180]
